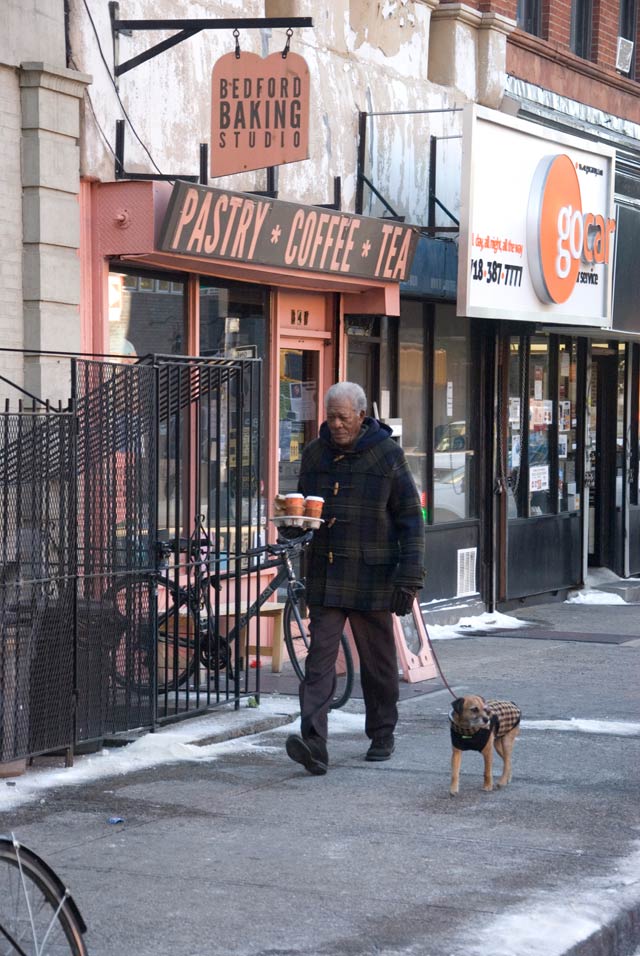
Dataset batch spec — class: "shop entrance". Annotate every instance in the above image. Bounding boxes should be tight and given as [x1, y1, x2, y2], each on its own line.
[347, 338, 379, 412]
[278, 343, 324, 495]
[587, 351, 619, 568]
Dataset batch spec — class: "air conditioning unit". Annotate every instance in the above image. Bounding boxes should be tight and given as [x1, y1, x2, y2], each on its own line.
[616, 36, 634, 74]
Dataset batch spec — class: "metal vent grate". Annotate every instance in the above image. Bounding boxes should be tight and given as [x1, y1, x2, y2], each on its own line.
[456, 548, 477, 598]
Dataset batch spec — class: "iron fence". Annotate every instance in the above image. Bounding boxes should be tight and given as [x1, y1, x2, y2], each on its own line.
[0, 405, 76, 761]
[0, 352, 264, 766]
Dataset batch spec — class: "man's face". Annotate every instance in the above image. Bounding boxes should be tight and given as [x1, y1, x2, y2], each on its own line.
[326, 397, 365, 449]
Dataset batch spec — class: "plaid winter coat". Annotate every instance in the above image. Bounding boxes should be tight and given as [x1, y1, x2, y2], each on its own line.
[449, 700, 522, 752]
[298, 418, 425, 610]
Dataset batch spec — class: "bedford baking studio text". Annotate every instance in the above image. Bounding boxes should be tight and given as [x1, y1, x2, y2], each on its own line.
[217, 74, 302, 149]
[160, 184, 416, 281]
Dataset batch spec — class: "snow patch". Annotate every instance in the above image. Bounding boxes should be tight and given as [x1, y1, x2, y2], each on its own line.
[565, 589, 627, 605]
[427, 610, 530, 640]
[0, 697, 300, 812]
[0, 699, 366, 812]
[467, 841, 640, 956]
[522, 718, 640, 736]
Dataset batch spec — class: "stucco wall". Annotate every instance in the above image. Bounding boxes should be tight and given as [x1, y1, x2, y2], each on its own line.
[0, 67, 25, 390]
[0, 0, 69, 396]
[1, 0, 89, 404]
[68, 0, 473, 228]
[0, 0, 66, 68]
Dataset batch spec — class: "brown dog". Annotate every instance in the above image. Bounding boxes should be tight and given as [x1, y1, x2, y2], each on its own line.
[449, 695, 521, 796]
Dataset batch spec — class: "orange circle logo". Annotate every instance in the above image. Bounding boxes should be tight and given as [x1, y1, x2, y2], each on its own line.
[527, 154, 582, 304]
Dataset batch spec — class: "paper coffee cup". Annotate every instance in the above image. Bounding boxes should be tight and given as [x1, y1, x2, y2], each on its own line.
[304, 496, 324, 518]
[285, 493, 305, 516]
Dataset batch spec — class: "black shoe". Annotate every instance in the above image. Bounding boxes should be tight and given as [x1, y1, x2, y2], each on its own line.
[286, 734, 328, 776]
[365, 735, 395, 762]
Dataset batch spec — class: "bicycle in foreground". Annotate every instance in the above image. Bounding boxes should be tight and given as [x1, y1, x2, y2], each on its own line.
[0, 835, 87, 955]
[109, 520, 354, 708]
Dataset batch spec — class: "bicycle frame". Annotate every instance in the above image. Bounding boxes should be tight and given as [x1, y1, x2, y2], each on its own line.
[157, 528, 313, 678]
[199, 533, 311, 647]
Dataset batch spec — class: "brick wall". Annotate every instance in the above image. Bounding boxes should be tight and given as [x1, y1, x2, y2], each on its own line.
[478, 0, 517, 16]
[442, 0, 637, 76]
[592, 0, 620, 68]
[506, 0, 640, 123]
[546, 0, 572, 46]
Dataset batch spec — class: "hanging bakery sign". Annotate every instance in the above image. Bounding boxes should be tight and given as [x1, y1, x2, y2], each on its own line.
[211, 50, 310, 177]
[158, 182, 418, 282]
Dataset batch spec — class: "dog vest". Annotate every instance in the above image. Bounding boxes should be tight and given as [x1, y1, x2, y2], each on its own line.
[449, 700, 521, 752]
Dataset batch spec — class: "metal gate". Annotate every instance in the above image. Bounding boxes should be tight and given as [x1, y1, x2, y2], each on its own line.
[152, 354, 264, 721]
[73, 358, 157, 742]
[0, 352, 263, 765]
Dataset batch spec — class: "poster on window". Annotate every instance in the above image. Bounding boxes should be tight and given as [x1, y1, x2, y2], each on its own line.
[530, 401, 545, 426]
[558, 434, 568, 459]
[529, 464, 549, 492]
[288, 381, 317, 421]
[511, 434, 521, 469]
[279, 420, 292, 461]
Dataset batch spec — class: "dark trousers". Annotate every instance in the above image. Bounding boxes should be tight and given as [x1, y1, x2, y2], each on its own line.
[299, 606, 399, 742]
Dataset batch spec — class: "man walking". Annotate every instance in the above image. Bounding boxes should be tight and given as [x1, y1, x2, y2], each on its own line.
[286, 382, 425, 775]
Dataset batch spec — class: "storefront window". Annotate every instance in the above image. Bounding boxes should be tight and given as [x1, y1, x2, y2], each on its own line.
[432, 307, 475, 523]
[200, 281, 267, 360]
[507, 335, 581, 520]
[529, 337, 552, 515]
[636, 347, 640, 505]
[558, 340, 579, 512]
[507, 339, 524, 518]
[199, 280, 268, 529]
[278, 348, 320, 496]
[617, 344, 627, 508]
[108, 270, 186, 358]
[398, 302, 426, 515]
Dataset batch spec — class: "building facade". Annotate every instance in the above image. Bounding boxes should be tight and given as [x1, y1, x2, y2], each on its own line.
[406, 0, 640, 609]
[3, 0, 640, 618]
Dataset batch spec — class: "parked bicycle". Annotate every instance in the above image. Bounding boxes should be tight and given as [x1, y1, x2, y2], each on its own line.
[107, 520, 354, 708]
[0, 835, 87, 955]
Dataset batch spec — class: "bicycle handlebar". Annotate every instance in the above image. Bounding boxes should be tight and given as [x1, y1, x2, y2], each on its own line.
[156, 527, 314, 564]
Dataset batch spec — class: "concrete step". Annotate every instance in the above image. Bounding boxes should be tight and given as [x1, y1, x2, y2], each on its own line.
[420, 597, 485, 627]
[593, 582, 640, 602]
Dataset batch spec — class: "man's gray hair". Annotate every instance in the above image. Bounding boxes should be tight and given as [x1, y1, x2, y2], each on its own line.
[325, 381, 367, 414]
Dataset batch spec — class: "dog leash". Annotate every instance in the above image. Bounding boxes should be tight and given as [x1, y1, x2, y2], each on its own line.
[421, 618, 458, 699]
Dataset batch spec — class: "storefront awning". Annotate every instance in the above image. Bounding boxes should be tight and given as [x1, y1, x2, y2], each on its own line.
[96, 180, 419, 314]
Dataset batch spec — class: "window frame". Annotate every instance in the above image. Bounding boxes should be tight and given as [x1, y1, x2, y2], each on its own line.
[570, 0, 593, 59]
[516, 0, 542, 36]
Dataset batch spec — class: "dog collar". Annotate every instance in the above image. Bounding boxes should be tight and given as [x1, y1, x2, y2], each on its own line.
[448, 715, 478, 739]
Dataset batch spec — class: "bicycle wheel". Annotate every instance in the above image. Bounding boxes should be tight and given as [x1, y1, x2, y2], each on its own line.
[160, 601, 236, 691]
[107, 579, 194, 693]
[157, 604, 195, 692]
[0, 836, 87, 955]
[107, 578, 155, 692]
[283, 596, 354, 709]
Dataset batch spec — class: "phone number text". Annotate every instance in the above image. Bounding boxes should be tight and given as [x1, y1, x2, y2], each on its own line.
[470, 259, 523, 287]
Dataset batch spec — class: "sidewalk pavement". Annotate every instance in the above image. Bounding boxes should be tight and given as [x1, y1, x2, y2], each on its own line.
[1, 593, 639, 956]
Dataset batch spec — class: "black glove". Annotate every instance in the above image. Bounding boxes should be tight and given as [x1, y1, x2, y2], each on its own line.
[390, 586, 417, 616]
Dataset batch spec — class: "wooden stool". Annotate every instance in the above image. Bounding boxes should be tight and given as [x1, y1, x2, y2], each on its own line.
[217, 603, 287, 672]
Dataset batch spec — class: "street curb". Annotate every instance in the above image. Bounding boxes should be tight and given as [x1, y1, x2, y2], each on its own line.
[564, 903, 640, 956]
[188, 712, 299, 748]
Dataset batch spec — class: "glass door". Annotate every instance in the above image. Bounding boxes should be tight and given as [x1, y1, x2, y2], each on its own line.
[587, 350, 618, 567]
[278, 344, 323, 495]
